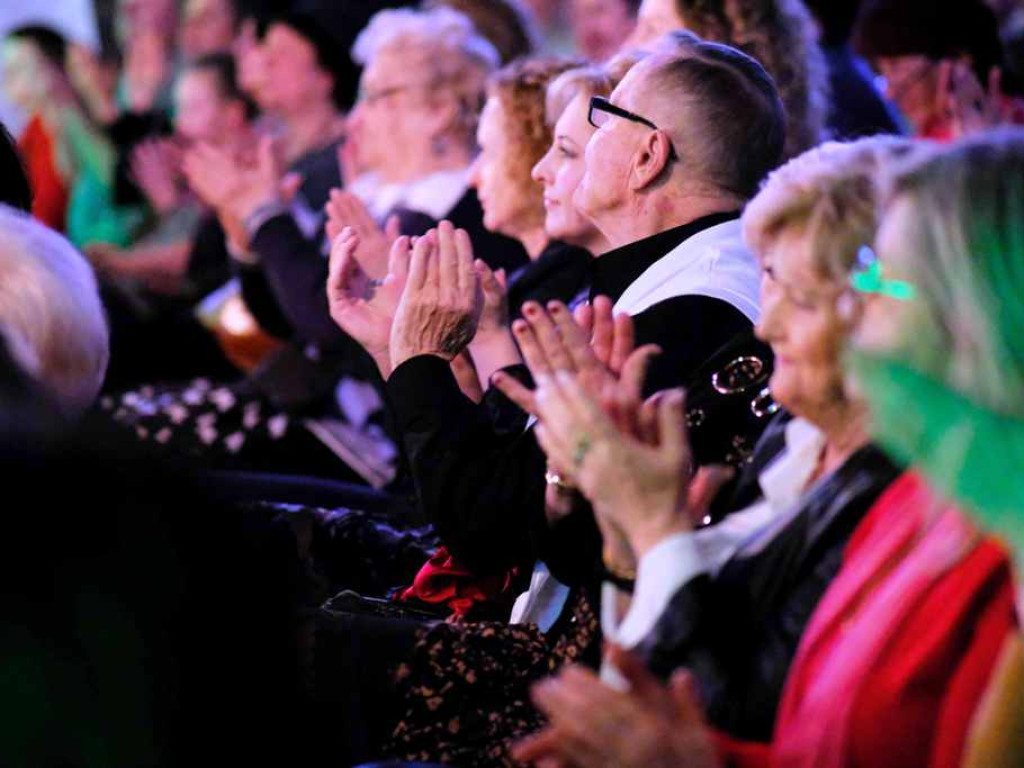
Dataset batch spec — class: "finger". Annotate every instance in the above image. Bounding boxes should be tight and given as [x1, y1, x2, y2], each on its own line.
[574, 301, 594, 340]
[590, 296, 615, 366]
[605, 644, 675, 708]
[495, 268, 507, 290]
[476, 259, 505, 301]
[492, 370, 537, 416]
[609, 311, 636, 374]
[387, 235, 412, 280]
[687, 464, 735, 523]
[668, 668, 709, 725]
[618, 345, 661, 412]
[534, 423, 577, 482]
[637, 391, 662, 445]
[327, 228, 358, 302]
[511, 729, 567, 766]
[658, 389, 691, 468]
[513, 315, 553, 377]
[455, 227, 476, 299]
[437, 220, 458, 301]
[547, 301, 598, 373]
[279, 172, 302, 202]
[524, 302, 575, 372]
[384, 213, 401, 241]
[408, 232, 434, 290]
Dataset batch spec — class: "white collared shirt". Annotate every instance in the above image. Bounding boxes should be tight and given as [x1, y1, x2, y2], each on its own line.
[349, 168, 471, 223]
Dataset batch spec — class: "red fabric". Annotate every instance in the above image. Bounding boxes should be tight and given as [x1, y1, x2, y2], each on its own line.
[715, 472, 1017, 768]
[396, 546, 519, 618]
[18, 115, 68, 232]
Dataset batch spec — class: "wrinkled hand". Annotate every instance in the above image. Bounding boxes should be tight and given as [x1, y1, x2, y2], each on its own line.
[327, 227, 414, 376]
[131, 138, 183, 214]
[389, 220, 483, 371]
[324, 189, 399, 279]
[532, 370, 692, 558]
[513, 645, 721, 768]
[474, 260, 509, 338]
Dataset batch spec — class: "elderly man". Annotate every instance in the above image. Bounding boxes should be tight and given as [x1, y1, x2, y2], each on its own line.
[374, 40, 784, 584]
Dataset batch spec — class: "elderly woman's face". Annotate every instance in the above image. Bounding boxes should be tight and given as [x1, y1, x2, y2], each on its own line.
[755, 227, 851, 422]
[532, 94, 601, 247]
[470, 96, 536, 236]
[348, 47, 442, 180]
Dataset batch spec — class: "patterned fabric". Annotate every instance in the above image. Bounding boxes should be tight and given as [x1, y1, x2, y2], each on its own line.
[101, 379, 351, 477]
[385, 590, 601, 767]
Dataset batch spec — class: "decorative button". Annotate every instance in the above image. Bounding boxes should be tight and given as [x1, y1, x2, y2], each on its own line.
[712, 356, 769, 394]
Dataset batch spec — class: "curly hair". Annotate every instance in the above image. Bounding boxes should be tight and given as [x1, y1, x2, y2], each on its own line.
[673, 0, 830, 158]
[487, 56, 585, 220]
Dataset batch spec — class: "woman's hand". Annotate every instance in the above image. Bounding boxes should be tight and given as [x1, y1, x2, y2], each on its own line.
[131, 138, 183, 215]
[513, 645, 722, 768]
[532, 371, 693, 558]
[324, 189, 399, 280]
[941, 62, 1018, 138]
[388, 221, 483, 370]
[327, 228, 414, 377]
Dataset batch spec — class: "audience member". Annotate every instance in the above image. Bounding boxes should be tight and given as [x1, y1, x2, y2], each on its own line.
[0, 204, 108, 417]
[568, 0, 641, 62]
[855, 0, 1024, 139]
[426, 0, 539, 64]
[516, 129, 1023, 768]
[179, 0, 240, 61]
[625, 0, 830, 157]
[802, 0, 903, 138]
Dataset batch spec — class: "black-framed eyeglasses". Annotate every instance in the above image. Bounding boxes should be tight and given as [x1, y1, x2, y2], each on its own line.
[588, 96, 678, 159]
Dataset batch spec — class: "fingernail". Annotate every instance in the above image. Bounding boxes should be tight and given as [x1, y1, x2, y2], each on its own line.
[548, 302, 562, 314]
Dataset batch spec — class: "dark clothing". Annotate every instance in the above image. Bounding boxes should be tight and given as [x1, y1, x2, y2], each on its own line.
[824, 45, 905, 139]
[635, 414, 902, 743]
[506, 240, 592, 316]
[244, 186, 528, 351]
[385, 213, 753, 579]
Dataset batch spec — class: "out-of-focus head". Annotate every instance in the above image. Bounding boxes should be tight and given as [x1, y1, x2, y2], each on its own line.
[470, 56, 582, 244]
[0, 122, 32, 214]
[569, 0, 641, 62]
[575, 42, 785, 236]
[854, 0, 1006, 136]
[2, 26, 67, 114]
[801, 0, 862, 47]
[425, 0, 539, 64]
[350, 7, 501, 181]
[117, 0, 179, 44]
[259, 14, 350, 115]
[532, 54, 645, 250]
[180, 0, 239, 60]
[627, 0, 828, 158]
[742, 137, 918, 421]
[174, 53, 253, 145]
[232, 15, 267, 104]
[0, 205, 108, 416]
[856, 130, 1024, 414]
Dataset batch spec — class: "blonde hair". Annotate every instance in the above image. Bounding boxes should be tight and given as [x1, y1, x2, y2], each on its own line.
[743, 136, 919, 282]
[0, 205, 108, 415]
[544, 50, 648, 125]
[352, 7, 501, 148]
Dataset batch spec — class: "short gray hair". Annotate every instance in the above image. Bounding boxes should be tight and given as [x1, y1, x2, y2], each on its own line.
[0, 205, 108, 415]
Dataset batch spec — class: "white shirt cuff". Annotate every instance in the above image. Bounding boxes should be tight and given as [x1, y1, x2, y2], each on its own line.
[602, 532, 705, 649]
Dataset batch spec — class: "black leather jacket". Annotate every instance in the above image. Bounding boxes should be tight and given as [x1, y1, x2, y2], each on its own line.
[635, 413, 902, 743]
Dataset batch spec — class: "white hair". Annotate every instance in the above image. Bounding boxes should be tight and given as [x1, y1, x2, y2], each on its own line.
[352, 6, 500, 75]
[0, 205, 108, 416]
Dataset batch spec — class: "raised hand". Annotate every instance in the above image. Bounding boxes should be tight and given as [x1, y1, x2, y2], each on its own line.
[389, 221, 484, 371]
[131, 138, 183, 215]
[327, 228, 414, 377]
[324, 189, 399, 279]
[513, 646, 721, 768]
[531, 371, 693, 559]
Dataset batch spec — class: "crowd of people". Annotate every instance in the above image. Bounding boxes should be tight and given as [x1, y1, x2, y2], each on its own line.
[1, 0, 1023, 765]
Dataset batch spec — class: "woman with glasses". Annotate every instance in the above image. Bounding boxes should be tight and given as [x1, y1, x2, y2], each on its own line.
[854, 0, 1024, 140]
[512, 131, 1023, 768]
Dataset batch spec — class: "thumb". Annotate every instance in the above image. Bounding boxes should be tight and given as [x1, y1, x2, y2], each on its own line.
[668, 668, 707, 725]
[279, 172, 303, 202]
[495, 268, 507, 290]
[657, 389, 690, 463]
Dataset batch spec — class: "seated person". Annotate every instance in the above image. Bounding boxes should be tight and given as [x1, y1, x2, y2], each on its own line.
[517, 130, 1022, 768]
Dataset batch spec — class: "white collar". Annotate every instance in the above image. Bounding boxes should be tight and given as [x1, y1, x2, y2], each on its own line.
[612, 219, 762, 322]
[759, 417, 828, 514]
[357, 168, 471, 222]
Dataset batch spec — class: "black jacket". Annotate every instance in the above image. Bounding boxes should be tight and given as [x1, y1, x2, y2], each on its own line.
[385, 213, 755, 578]
[635, 413, 902, 743]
